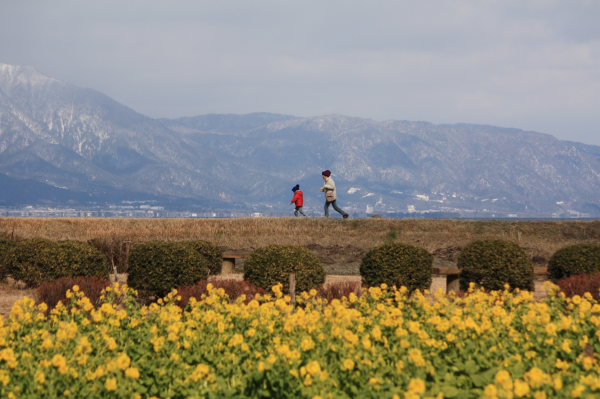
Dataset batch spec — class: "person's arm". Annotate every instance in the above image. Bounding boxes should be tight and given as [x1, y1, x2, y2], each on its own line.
[323, 179, 335, 191]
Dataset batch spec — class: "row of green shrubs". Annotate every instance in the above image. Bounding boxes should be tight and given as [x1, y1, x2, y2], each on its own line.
[187, 240, 599, 296]
[361, 241, 600, 292]
[0, 239, 223, 299]
[1, 238, 599, 299]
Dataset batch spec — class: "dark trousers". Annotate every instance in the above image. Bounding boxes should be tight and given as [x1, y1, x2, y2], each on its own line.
[294, 206, 306, 216]
[324, 200, 347, 217]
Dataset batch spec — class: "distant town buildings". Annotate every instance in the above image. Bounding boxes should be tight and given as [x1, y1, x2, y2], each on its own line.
[0, 202, 591, 219]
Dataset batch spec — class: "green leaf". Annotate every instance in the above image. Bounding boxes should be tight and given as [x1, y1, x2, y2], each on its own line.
[440, 385, 461, 398]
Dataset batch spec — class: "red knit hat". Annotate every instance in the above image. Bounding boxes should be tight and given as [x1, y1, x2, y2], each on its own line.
[322, 170, 331, 177]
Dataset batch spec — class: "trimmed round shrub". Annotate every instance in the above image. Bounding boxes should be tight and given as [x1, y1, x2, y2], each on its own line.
[183, 240, 223, 275]
[11, 239, 110, 287]
[359, 243, 433, 292]
[0, 239, 18, 281]
[457, 240, 533, 291]
[548, 244, 600, 280]
[243, 245, 325, 293]
[127, 241, 210, 299]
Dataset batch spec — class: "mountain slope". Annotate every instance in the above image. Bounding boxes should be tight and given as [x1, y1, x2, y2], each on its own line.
[1, 63, 599, 217]
[0, 63, 230, 209]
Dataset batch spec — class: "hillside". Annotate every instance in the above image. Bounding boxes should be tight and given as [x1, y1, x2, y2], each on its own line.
[1, 63, 599, 217]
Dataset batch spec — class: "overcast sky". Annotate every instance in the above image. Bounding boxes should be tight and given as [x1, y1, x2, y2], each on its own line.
[1, 0, 599, 145]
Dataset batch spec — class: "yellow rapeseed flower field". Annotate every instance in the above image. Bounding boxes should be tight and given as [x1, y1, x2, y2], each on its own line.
[0, 282, 599, 398]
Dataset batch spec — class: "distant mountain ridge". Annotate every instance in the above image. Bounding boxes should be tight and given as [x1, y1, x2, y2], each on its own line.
[1, 63, 599, 217]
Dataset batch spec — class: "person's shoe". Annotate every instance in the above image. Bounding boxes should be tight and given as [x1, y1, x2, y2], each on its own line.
[343, 214, 349, 219]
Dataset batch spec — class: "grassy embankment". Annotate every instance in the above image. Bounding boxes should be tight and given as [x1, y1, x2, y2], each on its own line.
[1, 217, 599, 274]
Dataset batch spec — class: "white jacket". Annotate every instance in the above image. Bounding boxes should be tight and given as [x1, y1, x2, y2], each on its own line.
[321, 176, 337, 201]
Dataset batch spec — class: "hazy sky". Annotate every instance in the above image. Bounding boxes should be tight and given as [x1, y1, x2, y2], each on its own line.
[1, 0, 599, 145]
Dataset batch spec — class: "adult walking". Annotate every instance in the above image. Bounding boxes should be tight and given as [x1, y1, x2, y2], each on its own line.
[320, 170, 349, 218]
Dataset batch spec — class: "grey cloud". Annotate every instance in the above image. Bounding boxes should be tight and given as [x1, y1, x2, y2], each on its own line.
[0, 0, 598, 145]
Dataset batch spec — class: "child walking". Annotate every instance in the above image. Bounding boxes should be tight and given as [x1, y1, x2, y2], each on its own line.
[291, 184, 306, 216]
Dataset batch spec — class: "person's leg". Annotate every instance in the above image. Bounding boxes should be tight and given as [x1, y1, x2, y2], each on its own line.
[332, 200, 349, 218]
[324, 201, 331, 217]
[294, 207, 299, 216]
[298, 206, 306, 216]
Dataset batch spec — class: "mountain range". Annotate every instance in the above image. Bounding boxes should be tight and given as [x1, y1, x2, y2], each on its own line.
[1, 63, 599, 218]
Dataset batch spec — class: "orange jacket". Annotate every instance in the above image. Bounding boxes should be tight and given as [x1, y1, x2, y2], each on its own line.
[291, 190, 304, 207]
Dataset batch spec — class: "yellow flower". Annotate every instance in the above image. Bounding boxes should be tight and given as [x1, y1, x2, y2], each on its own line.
[445, 333, 457, 342]
[306, 360, 321, 376]
[372, 325, 382, 341]
[0, 348, 18, 368]
[343, 329, 359, 345]
[369, 377, 381, 386]
[301, 337, 315, 351]
[151, 336, 165, 352]
[495, 370, 513, 390]
[513, 379, 530, 397]
[582, 356, 595, 370]
[483, 384, 498, 399]
[362, 336, 372, 350]
[271, 284, 283, 298]
[0, 370, 10, 387]
[553, 375, 563, 390]
[545, 323, 557, 335]
[100, 303, 116, 315]
[104, 336, 118, 351]
[368, 286, 383, 299]
[228, 333, 244, 347]
[105, 377, 117, 391]
[524, 367, 551, 388]
[342, 359, 355, 371]
[125, 367, 140, 379]
[525, 351, 537, 359]
[303, 374, 313, 386]
[258, 361, 265, 372]
[408, 348, 426, 367]
[408, 378, 426, 394]
[555, 359, 570, 370]
[189, 364, 212, 382]
[35, 370, 46, 384]
[51, 354, 68, 374]
[115, 352, 131, 369]
[571, 384, 585, 398]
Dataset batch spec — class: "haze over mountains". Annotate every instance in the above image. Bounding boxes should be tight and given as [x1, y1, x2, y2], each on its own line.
[1, 63, 599, 218]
